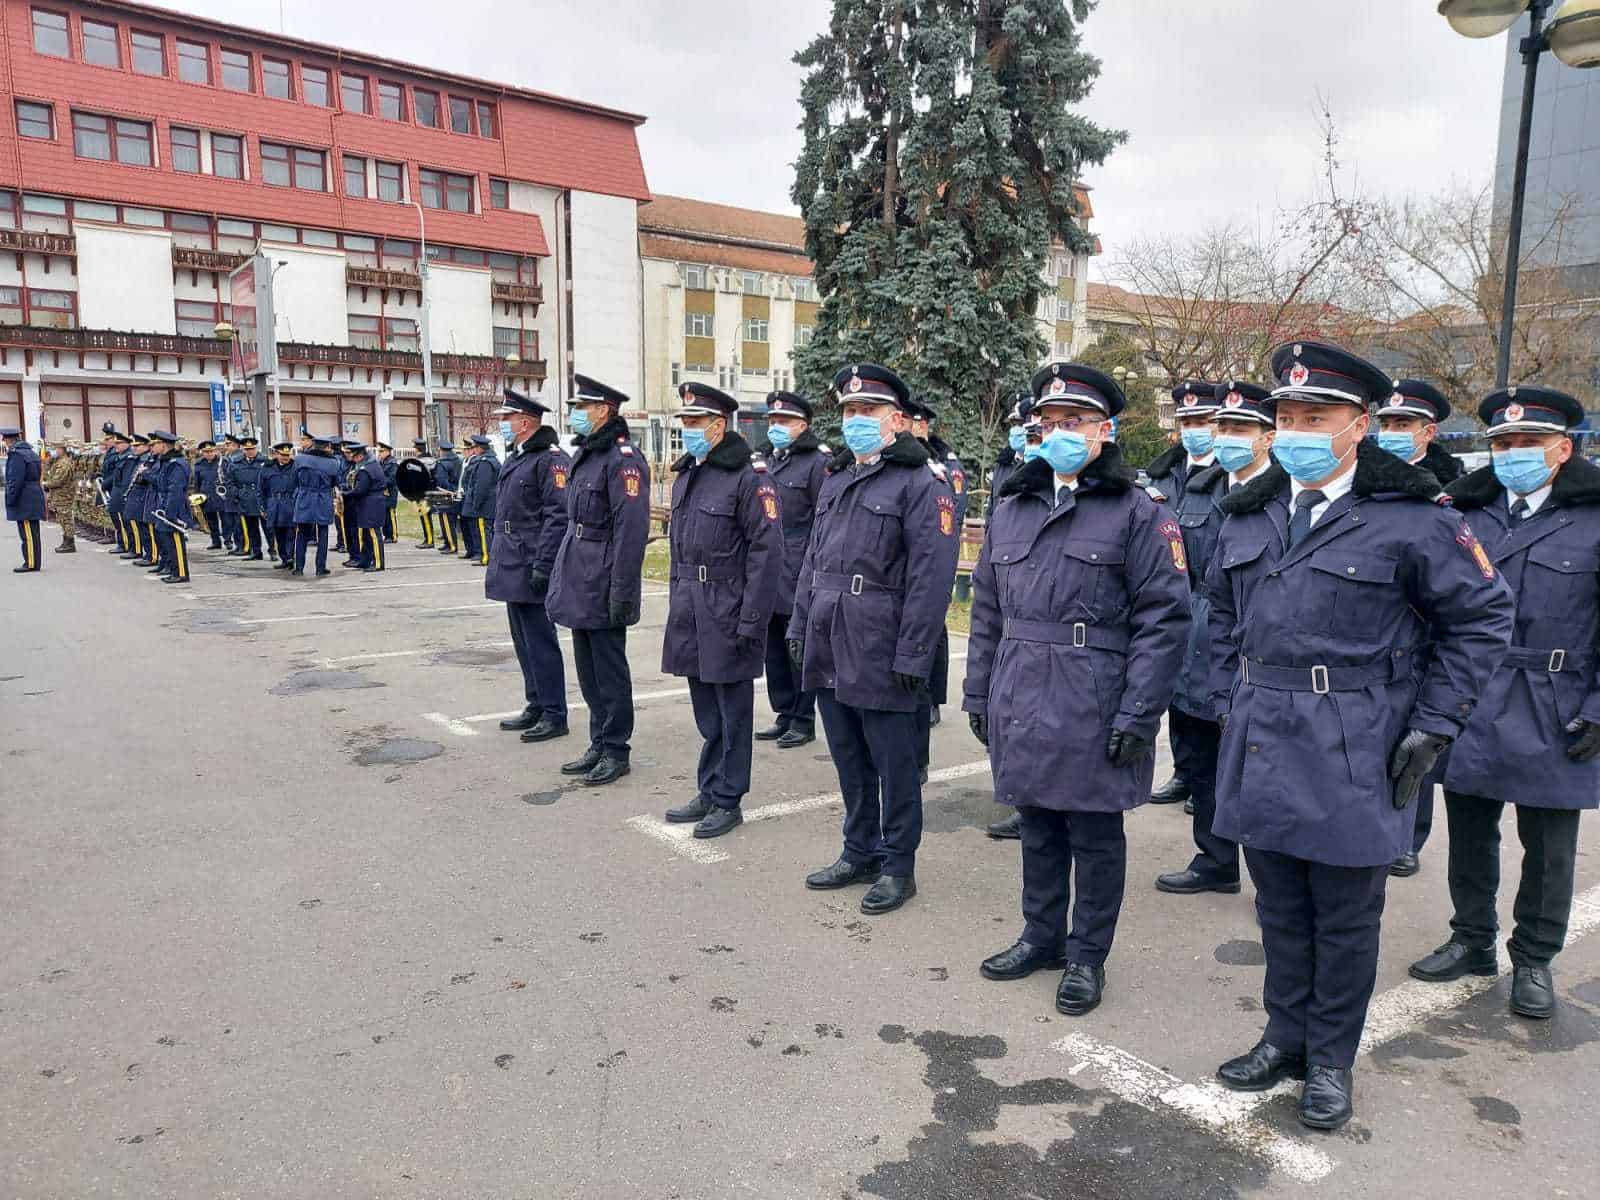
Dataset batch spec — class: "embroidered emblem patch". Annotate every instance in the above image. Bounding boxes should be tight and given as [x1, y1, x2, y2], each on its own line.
[760, 486, 778, 521]
[1457, 522, 1494, 580]
[937, 494, 955, 536]
[952, 470, 965, 495]
[1504, 402, 1524, 423]
[621, 466, 641, 498]
[1288, 363, 1310, 388]
[1159, 518, 1186, 572]
[552, 467, 568, 490]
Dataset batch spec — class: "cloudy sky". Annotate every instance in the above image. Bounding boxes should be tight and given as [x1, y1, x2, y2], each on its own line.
[174, 0, 1513, 280]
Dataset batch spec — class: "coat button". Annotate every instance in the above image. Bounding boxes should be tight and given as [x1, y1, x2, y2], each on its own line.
[1248, 744, 1260, 753]
[1346, 566, 1356, 575]
[1090, 553, 1099, 561]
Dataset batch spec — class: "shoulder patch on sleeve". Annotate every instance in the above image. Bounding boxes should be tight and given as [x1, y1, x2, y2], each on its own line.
[551, 464, 568, 489]
[1456, 520, 1494, 580]
[620, 463, 642, 498]
[619, 443, 634, 456]
[1158, 518, 1187, 571]
[936, 493, 956, 536]
[759, 482, 779, 522]
[1143, 484, 1168, 503]
[928, 461, 948, 482]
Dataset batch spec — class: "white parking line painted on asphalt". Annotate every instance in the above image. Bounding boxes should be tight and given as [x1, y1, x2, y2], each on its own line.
[181, 578, 488, 600]
[247, 613, 362, 625]
[422, 684, 698, 737]
[622, 815, 737, 865]
[422, 712, 479, 737]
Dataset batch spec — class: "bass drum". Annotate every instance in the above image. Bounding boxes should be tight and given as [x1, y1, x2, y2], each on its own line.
[396, 457, 434, 502]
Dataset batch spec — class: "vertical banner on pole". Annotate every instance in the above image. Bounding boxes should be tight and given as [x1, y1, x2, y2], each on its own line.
[209, 381, 227, 441]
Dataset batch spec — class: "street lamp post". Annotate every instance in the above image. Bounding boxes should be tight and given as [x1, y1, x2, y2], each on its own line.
[269, 259, 288, 444]
[1438, 0, 1600, 386]
[412, 200, 437, 447]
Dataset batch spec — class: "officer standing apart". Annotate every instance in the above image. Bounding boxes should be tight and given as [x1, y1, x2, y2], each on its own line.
[1207, 341, 1512, 1132]
[788, 363, 960, 914]
[489, 387, 572, 745]
[291, 435, 342, 577]
[1373, 379, 1463, 879]
[432, 439, 463, 554]
[661, 383, 782, 838]
[1409, 387, 1600, 1022]
[2, 427, 44, 573]
[965, 363, 1189, 1015]
[458, 434, 500, 565]
[193, 441, 224, 550]
[262, 442, 297, 568]
[755, 390, 829, 750]
[545, 374, 650, 787]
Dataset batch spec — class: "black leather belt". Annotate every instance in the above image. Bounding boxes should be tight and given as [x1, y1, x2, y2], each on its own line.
[1001, 617, 1129, 654]
[1240, 653, 1406, 694]
[812, 571, 900, 596]
[1503, 646, 1593, 674]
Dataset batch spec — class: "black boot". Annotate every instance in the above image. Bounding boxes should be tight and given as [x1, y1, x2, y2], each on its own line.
[776, 724, 815, 749]
[1150, 776, 1189, 805]
[1511, 964, 1556, 1019]
[519, 719, 568, 744]
[986, 811, 1022, 840]
[582, 756, 630, 787]
[755, 722, 788, 741]
[693, 807, 743, 839]
[804, 857, 881, 890]
[980, 940, 1067, 981]
[860, 875, 916, 914]
[1055, 962, 1105, 1015]
[499, 708, 539, 732]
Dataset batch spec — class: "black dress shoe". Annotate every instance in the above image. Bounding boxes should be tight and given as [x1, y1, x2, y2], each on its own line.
[1155, 867, 1242, 895]
[665, 797, 711, 824]
[694, 807, 743, 839]
[776, 726, 815, 749]
[754, 722, 788, 741]
[315, 569, 332, 577]
[273, 561, 293, 570]
[1409, 941, 1497, 982]
[519, 719, 569, 744]
[1390, 852, 1420, 877]
[290, 569, 304, 577]
[918, 766, 929, 785]
[986, 811, 1022, 839]
[804, 857, 882, 890]
[342, 559, 362, 568]
[1055, 962, 1105, 1015]
[1511, 964, 1556, 1019]
[582, 756, 630, 787]
[161, 575, 189, 584]
[980, 940, 1067, 981]
[1150, 775, 1189, 805]
[499, 708, 539, 731]
[1298, 1066, 1354, 1131]
[861, 874, 916, 914]
[560, 748, 603, 776]
[928, 705, 941, 726]
[1183, 798, 1195, 815]
[1216, 1040, 1307, 1091]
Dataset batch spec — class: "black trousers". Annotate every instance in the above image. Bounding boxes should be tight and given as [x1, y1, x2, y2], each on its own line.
[202, 503, 223, 547]
[816, 690, 922, 876]
[156, 528, 190, 580]
[433, 510, 459, 552]
[294, 523, 329, 574]
[1445, 790, 1581, 966]
[1411, 782, 1435, 855]
[1020, 806, 1127, 966]
[14, 519, 41, 571]
[356, 526, 385, 570]
[763, 610, 815, 730]
[571, 627, 632, 759]
[913, 629, 952, 769]
[333, 508, 349, 552]
[383, 508, 396, 542]
[111, 512, 128, 552]
[417, 504, 435, 546]
[507, 602, 567, 722]
[461, 515, 493, 564]
[222, 510, 240, 550]
[689, 678, 755, 810]
[273, 525, 295, 562]
[1171, 707, 1236, 879]
[236, 513, 263, 558]
[1245, 847, 1389, 1069]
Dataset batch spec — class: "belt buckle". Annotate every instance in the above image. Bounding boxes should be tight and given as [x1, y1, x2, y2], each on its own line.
[850, 574, 864, 596]
[1072, 622, 1087, 648]
[1241, 658, 1250, 684]
[1549, 649, 1567, 673]
[502, 520, 512, 534]
[1311, 664, 1330, 695]
[697, 564, 708, 583]
[575, 523, 584, 537]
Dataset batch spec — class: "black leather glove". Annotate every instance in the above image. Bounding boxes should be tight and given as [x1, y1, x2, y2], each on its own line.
[1106, 729, 1154, 768]
[787, 638, 805, 670]
[1388, 729, 1451, 809]
[894, 671, 925, 695]
[1565, 718, 1600, 763]
[608, 597, 640, 628]
[1217, 711, 1229, 731]
[528, 568, 550, 602]
[968, 712, 989, 746]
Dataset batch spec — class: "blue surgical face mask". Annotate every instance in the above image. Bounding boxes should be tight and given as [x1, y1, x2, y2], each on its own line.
[1039, 429, 1093, 477]
[842, 414, 887, 458]
[569, 409, 593, 437]
[499, 421, 515, 444]
[766, 424, 793, 450]
[682, 428, 711, 460]
[1272, 415, 1359, 482]
[1213, 433, 1260, 473]
[1007, 427, 1026, 453]
[1492, 446, 1554, 495]
[1022, 438, 1043, 462]
[1376, 430, 1417, 462]
[1180, 427, 1215, 457]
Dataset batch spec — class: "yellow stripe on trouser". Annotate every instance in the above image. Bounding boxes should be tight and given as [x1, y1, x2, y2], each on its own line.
[478, 518, 488, 565]
[370, 528, 384, 570]
[22, 521, 35, 570]
[174, 532, 187, 579]
[443, 516, 456, 552]
[240, 518, 251, 556]
[147, 524, 157, 557]
[129, 518, 140, 555]
[419, 504, 432, 544]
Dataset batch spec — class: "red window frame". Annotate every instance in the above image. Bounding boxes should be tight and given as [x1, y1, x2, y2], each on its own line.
[447, 95, 473, 135]
[419, 168, 474, 213]
[15, 100, 55, 141]
[170, 126, 201, 173]
[375, 160, 405, 203]
[476, 101, 496, 139]
[377, 81, 405, 121]
[31, 9, 70, 59]
[339, 72, 368, 114]
[175, 299, 229, 338]
[212, 133, 244, 179]
[493, 326, 538, 360]
[220, 48, 253, 93]
[261, 142, 326, 191]
[343, 154, 368, 198]
[489, 178, 509, 210]
[81, 18, 120, 68]
[302, 64, 331, 106]
[25, 287, 78, 329]
[72, 112, 154, 167]
[130, 30, 164, 76]
[262, 57, 293, 99]
[414, 89, 440, 128]
[176, 38, 210, 84]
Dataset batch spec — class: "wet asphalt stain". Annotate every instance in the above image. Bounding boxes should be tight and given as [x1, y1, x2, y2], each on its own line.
[1213, 940, 1266, 967]
[269, 669, 384, 695]
[578, 932, 605, 944]
[710, 997, 737, 1013]
[1376, 981, 1600, 1063]
[1373, 1032, 1467, 1063]
[495, 1054, 515, 1069]
[180, 607, 259, 636]
[353, 738, 443, 767]
[1571, 977, 1600, 1008]
[782, 1044, 810, 1057]
[1234, 996, 1261, 1013]
[1469, 1095, 1521, 1125]
[521, 782, 588, 806]
[920, 784, 1005, 835]
[815, 1023, 845, 1039]
[859, 1025, 1269, 1200]
[115, 1128, 166, 1146]
[432, 647, 515, 666]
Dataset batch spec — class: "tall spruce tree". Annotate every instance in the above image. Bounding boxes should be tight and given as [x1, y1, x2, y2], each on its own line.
[791, 0, 1123, 460]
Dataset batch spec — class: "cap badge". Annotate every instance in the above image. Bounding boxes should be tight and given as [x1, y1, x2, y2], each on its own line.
[848, 375, 862, 393]
[1504, 402, 1525, 422]
[1293, 344, 1302, 356]
[1049, 378, 1066, 396]
[1225, 391, 1242, 408]
[1507, 386, 1518, 398]
[1183, 396, 1196, 407]
[1388, 394, 1405, 408]
[1288, 363, 1310, 388]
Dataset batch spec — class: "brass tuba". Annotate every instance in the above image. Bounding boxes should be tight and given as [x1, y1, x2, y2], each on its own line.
[188, 493, 211, 534]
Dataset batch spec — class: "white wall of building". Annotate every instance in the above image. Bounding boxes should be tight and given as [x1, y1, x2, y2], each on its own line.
[569, 190, 641, 401]
[271, 245, 348, 347]
[509, 181, 564, 406]
[425, 263, 493, 356]
[76, 224, 176, 334]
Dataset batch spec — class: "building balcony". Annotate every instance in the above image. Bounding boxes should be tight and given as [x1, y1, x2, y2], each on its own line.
[0, 324, 226, 356]
[346, 265, 422, 291]
[277, 340, 544, 381]
[0, 229, 76, 257]
[490, 281, 543, 306]
[173, 246, 250, 273]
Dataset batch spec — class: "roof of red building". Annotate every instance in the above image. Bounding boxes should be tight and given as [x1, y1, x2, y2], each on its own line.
[638, 196, 808, 253]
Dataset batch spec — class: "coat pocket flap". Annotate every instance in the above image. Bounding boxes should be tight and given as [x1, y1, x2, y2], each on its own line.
[1063, 541, 1125, 567]
[1222, 538, 1271, 570]
[1528, 543, 1598, 574]
[1309, 548, 1397, 584]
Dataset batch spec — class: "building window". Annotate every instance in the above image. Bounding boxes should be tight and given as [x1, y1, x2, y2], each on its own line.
[348, 315, 380, 349]
[794, 325, 815, 348]
[381, 239, 416, 268]
[378, 81, 404, 121]
[476, 101, 496, 138]
[220, 48, 251, 91]
[0, 287, 22, 323]
[340, 72, 368, 114]
[15, 101, 54, 140]
[342, 234, 377, 267]
[683, 264, 707, 290]
[170, 127, 201, 173]
[1056, 299, 1074, 321]
[489, 178, 509, 210]
[791, 277, 817, 301]
[175, 299, 223, 337]
[31, 9, 69, 58]
[670, 362, 681, 386]
[384, 318, 418, 352]
[212, 133, 243, 179]
[493, 327, 537, 360]
[1054, 339, 1070, 358]
[262, 57, 292, 99]
[419, 168, 473, 212]
[261, 142, 326, 191]
[303, 228, 337, 248]
[742, 365, 767, 376]
[742, 272, 764, 295]
[743, 317, 769, 342]
[73, 113, 153, 166]
[718, 366, 733, 390]
[448, 96, 473, 134]
[685, 312, 713, 338]
[343, 155, 368, 198]
[375, 160, 405, 202]
[28, 288, 76, 329]
[302, 65, 330, 106]
[82, 19, 120, 67]
[130, 30, 164, 75]
[414, 89, 440, 128]
[176, 38, 209, 84]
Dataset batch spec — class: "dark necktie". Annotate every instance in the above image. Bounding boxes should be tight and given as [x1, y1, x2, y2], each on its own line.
[1056, 486, 1072, 508]
[1288, 489, 1325, 549]
[1510, 498, 1530, 525]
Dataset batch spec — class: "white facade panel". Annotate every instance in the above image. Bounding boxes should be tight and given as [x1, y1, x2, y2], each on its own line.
[506, 182, 562, 405]
[76, 224, 176, 334]
[569, 190, 641, 401]
[425, 263, 493, 356]
[271, 246, 348, 347]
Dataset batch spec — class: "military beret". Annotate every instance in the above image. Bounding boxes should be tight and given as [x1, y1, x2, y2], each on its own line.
[1030, 362, 1126, 418]
[494, 385, 550, 417]
[676, 382, 738, 418]
[1212, 380, 1277, 427]
[1378, 379, 1451, 424]
[832, 363, 912, 411]
[1479, 385, 1585, 436]
[1269, 340, 1391, 408]
[766, 391, 813, 421]
[571, 373, 630, 407]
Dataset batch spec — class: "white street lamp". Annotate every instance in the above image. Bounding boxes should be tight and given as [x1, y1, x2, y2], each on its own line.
[1437, 0, 1529, 37]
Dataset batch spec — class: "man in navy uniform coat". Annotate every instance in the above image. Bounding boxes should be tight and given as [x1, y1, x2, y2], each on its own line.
[230, 437, 267, 561]
[102, 429, 130, 554]
[149, 430, 194, 583]
[124, 435, 158, 567]
[754, 391, 829, 749]
[987, 391, 1031, 511]
[431, 440, 463, 554]
[965, 362, 1190, 1016]
[291, 435, 342, 577]
[1410, 386, 1600, 1022]
[661, 383, 782, 838]
[546, 373, 651, 787]
[262, 442, 297, 568]
[488, 387, 573, 745]
[458, 434, 500, 566]
[376, 443, 399, 543]
[788, 363, 961, 914]
[2, 427, 44, 573]
[1206, 340, 1513, 1132]
[193, 441, 224, 550]
[340, 442, 387, 572]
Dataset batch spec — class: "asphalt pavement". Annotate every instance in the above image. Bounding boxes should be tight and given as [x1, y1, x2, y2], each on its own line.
[3, 532, 1599, 1199]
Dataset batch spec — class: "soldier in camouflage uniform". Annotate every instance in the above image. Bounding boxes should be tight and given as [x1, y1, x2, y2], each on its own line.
[40, 443, 78, 553]
[75, 447, 112, 543]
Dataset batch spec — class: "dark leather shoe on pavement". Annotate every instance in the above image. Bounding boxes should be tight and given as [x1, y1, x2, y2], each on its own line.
[582, 756, 630, 787]
[1155, 867, 1241, 895]
[754, 722, 787, 741]
[665, 797, 711, 824]
[1150, 775, 1189, 805]
[560, 748, 603, 776]
[1298, 1066, 1354, 1131]
[804, 857, 882, 890]
[1409, 940, 1497, 982]
[1216, 1040, 1307, 1091]
[1055, 962, 1105, 1015]
[1389, 852, 1420, 877]
[986, 811, 1022, 840]
[860, 874, 916, 914]
[776, 726, 815, 749]
[499, 708, 539, 731]
[519, 719, 568, 744]
[693, 807, 743, 839]
[980, 940, 1067, 981]
[1183, 798, 1195, 815]
[1511, 964, 1556, 1019]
